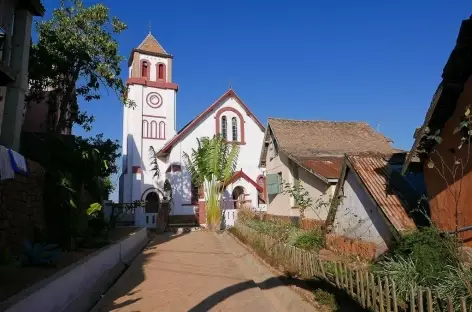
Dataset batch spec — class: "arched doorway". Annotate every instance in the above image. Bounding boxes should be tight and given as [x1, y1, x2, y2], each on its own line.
[144, 192, 159, 225]
[232, 186, 245, 209]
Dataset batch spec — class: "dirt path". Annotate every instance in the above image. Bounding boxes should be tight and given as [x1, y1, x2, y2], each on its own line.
[91, 230, 316, 312]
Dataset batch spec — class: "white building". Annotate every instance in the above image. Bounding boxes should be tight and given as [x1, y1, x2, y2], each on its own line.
[119, 33, 265, 228]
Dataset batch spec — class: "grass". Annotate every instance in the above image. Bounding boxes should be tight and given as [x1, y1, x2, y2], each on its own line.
[243, 218, 325, 251]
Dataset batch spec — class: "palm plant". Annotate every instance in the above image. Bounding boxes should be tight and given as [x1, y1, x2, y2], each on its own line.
[183, 135, 239, 230]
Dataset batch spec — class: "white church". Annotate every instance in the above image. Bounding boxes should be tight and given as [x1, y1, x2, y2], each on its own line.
[119, 33, 266, 228]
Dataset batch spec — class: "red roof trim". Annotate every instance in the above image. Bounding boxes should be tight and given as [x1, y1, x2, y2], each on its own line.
[224, 170, 263, 192]
[159, 89, 265, 154]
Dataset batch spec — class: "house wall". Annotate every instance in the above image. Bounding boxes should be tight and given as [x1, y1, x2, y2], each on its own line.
[168, 96, 264, 216]
[265, 144, 334, 220]
[424, 76, 472, 245]
[332, 171, 394, 255]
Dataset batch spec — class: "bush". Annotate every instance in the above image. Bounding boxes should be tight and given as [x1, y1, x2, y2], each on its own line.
[289, 229, 325, 251]
[237, 208, 256, 224]
[388, 227, 459, 285]
[313, 289, 337, 310]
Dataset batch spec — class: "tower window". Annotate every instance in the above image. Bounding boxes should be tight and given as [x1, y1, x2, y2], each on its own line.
[158, 121, 166, 139]
[141, 60, 149, 78]
[150, 121, 158, 138]
[232, 117, 238, 141]
[158, 63, 166, 81]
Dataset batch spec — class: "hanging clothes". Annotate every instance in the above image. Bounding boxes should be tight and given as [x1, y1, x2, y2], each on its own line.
[8, 148, 29, 176]
[0, 145, 15, 181]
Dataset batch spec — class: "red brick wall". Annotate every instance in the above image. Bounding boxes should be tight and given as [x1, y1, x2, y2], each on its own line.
[0, 160, 46, 252]
[326, 234, 377, 261]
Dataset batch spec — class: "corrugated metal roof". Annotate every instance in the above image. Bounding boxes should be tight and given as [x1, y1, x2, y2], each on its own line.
[348, 155, 416, 232]
[299, 157, 343, 179]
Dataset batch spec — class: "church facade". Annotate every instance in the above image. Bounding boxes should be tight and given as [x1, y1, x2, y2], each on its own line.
[119, 33, 265, 227]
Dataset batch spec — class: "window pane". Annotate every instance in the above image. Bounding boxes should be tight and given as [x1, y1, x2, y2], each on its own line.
[221, 116, 227, 139]
[232, 117, 237, 141]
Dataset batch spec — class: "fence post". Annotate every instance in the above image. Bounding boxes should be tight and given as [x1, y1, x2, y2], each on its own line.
[360, 271, 366, 308]
[377, 275, 384, 312]
[349, 268, 354, 295]
[426, 288, 432, 312]
[460, 297, 467, 312]
[334, 262, 340, 287]
[391, 279, 398, 312]
[370, 273, 376, 310]
[410, 285, 415, 312]
[366, 271, 371, 308]
[417, 288, 423, 312]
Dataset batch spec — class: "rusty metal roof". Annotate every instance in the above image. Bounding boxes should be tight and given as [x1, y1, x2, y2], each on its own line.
[299, 157, 343, 179]
[348, 155, 416, 232]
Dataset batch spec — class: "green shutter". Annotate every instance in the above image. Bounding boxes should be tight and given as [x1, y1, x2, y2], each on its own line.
[267, 173, 281, 195]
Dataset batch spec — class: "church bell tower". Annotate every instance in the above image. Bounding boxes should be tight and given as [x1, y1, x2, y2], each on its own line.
[120, 32, 178, 203]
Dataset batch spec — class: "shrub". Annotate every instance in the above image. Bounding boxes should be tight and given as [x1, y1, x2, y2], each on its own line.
[289, 229, 325, 251]
[237, 208, 256, 224]
[373, 256, 423, 301]
[313, 289, 337, 310]
[388, 227, 459, 286]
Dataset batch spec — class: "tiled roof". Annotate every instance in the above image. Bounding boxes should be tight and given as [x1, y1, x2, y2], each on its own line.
[136, 33, 169, 56]
[347, 155, 416, 232]
[261, 118, 396, 180]
[269, 118, 395, 158]
[298, 157, 343, 180]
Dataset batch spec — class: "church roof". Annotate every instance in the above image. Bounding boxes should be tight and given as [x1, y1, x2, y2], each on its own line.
[128, 33, 172, 65]
[157, 89, 265, 155]
[137, 33, 169, 55]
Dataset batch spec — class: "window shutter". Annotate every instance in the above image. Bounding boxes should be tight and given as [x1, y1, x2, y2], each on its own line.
[267, 173, 280, 195]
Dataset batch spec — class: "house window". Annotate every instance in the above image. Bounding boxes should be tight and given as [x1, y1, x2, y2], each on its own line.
[141, 60, 149, 78]
[221, 116, 227, 139]
[158, 63, 165, 80]
[267, 173, 282, 195]
[232, 117, 238, 141]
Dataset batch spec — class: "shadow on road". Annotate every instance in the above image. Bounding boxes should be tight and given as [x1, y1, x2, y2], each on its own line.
[187, 274, 366, 312]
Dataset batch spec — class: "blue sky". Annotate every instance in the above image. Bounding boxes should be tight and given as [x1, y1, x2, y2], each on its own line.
[40, 0, 472, 200]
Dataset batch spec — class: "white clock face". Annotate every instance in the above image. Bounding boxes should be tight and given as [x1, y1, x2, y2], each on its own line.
[146, 92, 163, 108]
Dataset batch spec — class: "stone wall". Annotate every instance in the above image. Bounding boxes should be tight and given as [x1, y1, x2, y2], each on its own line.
[0, 159, 46, 252]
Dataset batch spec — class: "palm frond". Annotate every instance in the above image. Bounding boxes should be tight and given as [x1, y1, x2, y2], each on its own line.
[148, 146, 160, 179]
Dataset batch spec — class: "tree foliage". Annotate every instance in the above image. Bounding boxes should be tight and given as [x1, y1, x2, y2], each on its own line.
[183, 136, 239, 229]
[183, 135, 239, 187]
[27, 0, 132, 133]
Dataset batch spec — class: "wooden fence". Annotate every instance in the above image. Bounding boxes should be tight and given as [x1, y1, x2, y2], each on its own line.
[233, 223, 469, 312]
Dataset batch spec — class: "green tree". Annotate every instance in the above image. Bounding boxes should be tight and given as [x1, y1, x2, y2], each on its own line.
[27, 0, 132, 133]
[183, 136, 239, 230]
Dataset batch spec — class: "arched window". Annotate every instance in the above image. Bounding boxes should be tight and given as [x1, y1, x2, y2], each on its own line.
[232, 117, 238, 141]
[150, 121, 158, 138]
[158, 121, 166, 139]
[141, 60, 149, 78]
[158, 63, 166, 81]
[221, 116, 227, 139]
[142, 120, 149, 138]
